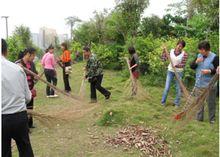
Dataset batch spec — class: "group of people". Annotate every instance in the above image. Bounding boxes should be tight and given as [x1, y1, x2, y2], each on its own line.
[1, 37, 219, 157]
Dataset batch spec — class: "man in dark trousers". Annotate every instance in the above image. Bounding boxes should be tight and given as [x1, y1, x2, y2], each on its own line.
[83, 47, 111, 103]
[190, 41, 219, 124]
[1, 39, 34, 157]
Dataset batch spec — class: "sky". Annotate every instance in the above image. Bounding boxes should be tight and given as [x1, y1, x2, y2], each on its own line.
[0, 0, 174, 38]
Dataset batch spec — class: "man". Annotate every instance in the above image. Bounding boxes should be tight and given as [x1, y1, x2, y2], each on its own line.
[16, 48, 38, 128]
[161, 40, 188, 107]
[190, 41, 219, 124]
[83, 47, 111, 103]
[2, 39, 34, 157]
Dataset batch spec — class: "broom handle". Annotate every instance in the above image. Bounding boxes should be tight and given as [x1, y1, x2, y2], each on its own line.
[125, 57, 135, 83]
[22, 66, 81, 101]
[34, 71, 44, 85]
[164, 47, 190, 98]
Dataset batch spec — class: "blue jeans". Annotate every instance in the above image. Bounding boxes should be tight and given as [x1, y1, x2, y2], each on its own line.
[161, 71, 183, 106]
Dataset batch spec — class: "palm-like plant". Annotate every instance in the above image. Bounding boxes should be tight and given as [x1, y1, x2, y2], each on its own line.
[65, 16, 82, 40]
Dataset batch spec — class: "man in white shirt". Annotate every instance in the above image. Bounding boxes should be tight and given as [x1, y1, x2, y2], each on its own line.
[1, 39, 34, 157]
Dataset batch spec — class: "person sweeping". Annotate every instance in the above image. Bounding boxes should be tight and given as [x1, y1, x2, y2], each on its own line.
[161, 40, 188, 107]
[190, 41, 219, 124]
[41, 45, 58, 98]
[59, 42, 72, 93]
[16, 48, 38, 128]
[83, 47, 111, 103]
[128, 46, 140, 96]
[2, 39, 34, 157]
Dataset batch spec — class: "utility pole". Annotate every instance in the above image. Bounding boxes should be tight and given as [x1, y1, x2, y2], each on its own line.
[1, 16, 9, 39]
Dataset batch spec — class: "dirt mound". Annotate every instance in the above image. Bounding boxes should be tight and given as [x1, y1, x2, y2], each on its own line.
[106, 125, 172, 157]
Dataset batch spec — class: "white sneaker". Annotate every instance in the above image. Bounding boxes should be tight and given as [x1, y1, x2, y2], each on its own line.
[50, 94, 58, 98]
[47, 95, 52, 98]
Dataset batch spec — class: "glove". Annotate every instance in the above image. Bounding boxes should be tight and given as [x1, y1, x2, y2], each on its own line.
[31, 89, 37, 98]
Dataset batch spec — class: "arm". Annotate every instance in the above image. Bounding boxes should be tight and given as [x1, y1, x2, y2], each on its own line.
[22, 69, 32, 103]
[161, 49, 168, 61]
[175, 52, 188, 68]
[190, 57, 198, 70]
[210, 56, 219, 75]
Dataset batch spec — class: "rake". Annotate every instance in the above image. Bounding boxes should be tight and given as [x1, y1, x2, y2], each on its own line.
[78, 71, 86, 99]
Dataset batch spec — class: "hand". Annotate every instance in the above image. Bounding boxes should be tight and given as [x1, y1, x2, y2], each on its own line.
[196, 57, 204, 64]
[201, 69, 211, 75]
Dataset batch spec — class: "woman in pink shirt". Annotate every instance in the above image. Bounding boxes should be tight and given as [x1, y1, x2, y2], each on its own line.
[41, 45, 58, 97]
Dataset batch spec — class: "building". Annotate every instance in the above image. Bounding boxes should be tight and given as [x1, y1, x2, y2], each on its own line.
[39, 27, 58, 49]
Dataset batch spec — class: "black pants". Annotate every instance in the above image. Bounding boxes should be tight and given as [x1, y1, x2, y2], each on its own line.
[63, 62, 71, 92]
[90, 75, 110, 100]
[2, 111, 34, 157]
[44, 69, 57, 96]
[27, 98, 34, 128]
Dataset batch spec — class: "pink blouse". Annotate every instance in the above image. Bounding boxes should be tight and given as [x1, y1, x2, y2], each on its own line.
[41, 52, 56, 70]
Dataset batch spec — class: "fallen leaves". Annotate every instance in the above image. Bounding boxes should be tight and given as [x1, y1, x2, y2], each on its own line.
[106, 125, 172, 157]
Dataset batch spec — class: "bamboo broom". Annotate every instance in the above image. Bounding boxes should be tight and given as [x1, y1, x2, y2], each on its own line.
[34, 71, 44, 85]
[163, 46, 190, 99]
[78, 71, 86, 98]
[22, 66, 82, 102]
[175, 73, 219, 120]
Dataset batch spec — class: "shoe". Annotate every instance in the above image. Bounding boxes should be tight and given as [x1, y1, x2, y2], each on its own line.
[105, 93, 111, 100]
[90, 99, 97, 103]
[29, 125, 36, 129]
[161, 103, 165, 106]
[50, 94, 58, 98]
[47, 95, 52, 98]
[210, 120, 215, 124]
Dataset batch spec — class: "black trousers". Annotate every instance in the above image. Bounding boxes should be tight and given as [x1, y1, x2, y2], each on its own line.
[90, 75, 110, 100]
[2, 111, 34, 157]
[44, 69, 57, 96]
[27, 98, 34, 128]
[62, 63, 71, 92]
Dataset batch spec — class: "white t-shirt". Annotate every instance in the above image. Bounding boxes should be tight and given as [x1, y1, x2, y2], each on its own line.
[168, 49, 185, 72]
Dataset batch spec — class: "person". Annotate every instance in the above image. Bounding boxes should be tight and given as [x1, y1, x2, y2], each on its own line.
[15, 48, 38, 128]
[161, 40, 188, 107]
[190, 41, 219, 124]
[83, 47, 111, 103]
[41, 45, 58, 97]
[128, 46, 140, 96]
[60, 42, 72, 93]
[2, 39, 34, 157]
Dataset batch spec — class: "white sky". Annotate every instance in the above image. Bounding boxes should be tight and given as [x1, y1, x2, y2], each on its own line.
[0, 0, 174, 38]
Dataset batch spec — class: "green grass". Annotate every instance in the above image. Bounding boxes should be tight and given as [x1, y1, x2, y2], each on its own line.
[13, 62, 219, 157]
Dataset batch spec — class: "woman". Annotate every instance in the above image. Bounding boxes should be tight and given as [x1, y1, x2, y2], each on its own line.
[128, 46, 140, 96]
[161, 40, 188, 107]
[15, 48, 38, 128]
[60, 42, 72, 93]
[41, 45, 58, 97]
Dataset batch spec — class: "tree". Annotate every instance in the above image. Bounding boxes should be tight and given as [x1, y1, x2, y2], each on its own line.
[65, 16, 82, 40]
[13, 25, 32, 47]
[115, 0, 149, 39]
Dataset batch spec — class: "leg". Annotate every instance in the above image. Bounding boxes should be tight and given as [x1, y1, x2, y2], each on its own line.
[63, 68, 71, 92]
[95, 75, 111, 97]
[44, 70, 52, 96]
[174, 72, 183, 106]
[161, 71, 174, 105]
[12, 112, 34, 157]
[26, 98, 34, 128]
[2, 115, 12, 157]
[207, 86, 217, 122]
[90, 81, 97, 100]
[195, 88, 205, 121]
[50, 70, 57, 95]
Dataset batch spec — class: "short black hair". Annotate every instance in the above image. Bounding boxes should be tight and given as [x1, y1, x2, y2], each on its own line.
[177, 39, 186, 48]
[61, 42, 68, 50]
[128, 46, 136, 55]
[1, 39, 7, 55]
[198, 41, 210, 51]
[83, 46, 90, 52]
[48, 44, 54, 50]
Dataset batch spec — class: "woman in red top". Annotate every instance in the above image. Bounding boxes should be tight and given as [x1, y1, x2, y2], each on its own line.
[60, 42, 72, 92]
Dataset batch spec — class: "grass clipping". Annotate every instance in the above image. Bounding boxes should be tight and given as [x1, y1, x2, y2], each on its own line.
[106, 125, 172, 157]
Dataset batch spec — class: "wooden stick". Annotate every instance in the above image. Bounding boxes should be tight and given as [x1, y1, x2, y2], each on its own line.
[34, 71, 44, 85]
[22, 66, 82, 101]
[163, 47, 190, 98]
